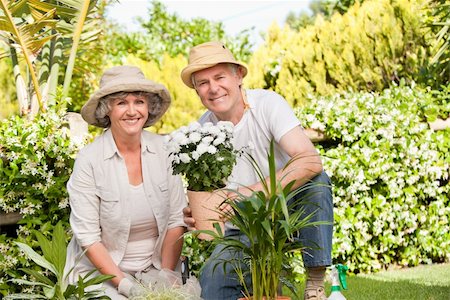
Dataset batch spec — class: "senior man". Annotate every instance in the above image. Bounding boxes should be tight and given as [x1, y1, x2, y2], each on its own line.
[181, 41, 334, 300]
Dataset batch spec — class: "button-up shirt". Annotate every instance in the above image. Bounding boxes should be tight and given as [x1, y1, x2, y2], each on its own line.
[65, 129, 186, 282]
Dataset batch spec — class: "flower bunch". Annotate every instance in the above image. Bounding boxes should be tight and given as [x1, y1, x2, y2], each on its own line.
[165, 121, 238, 191]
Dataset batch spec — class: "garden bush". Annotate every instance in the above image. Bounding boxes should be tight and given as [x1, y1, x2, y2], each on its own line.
[0, 100, 87, 296]
[246, 0, 431, 107]
[295, 83, 450, 273]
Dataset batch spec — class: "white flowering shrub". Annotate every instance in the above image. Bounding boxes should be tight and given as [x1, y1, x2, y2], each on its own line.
[0, 102, 87, 295]
[165, 121, 239, 191]
[295, 84, 450, 273]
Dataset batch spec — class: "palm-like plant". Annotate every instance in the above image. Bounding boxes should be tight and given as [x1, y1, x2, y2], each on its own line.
[5, 222, 113, 300]
[427, 0, 450, 86]
[203, 141, 329, 300]
[0, 0, 103, 117]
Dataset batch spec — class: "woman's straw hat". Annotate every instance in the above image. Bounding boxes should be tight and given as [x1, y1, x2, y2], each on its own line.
[181, 41, 248, 88]
[81, 65, 171, 127]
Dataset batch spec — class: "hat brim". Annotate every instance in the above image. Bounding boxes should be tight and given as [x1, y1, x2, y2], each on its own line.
[81, 79, 171, 128]
[181, 62, 248, 88]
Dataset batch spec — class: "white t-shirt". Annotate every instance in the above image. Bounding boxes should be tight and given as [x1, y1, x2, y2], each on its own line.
[199, 89, 301, 189]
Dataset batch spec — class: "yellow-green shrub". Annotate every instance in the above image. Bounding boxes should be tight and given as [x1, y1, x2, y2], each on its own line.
[0, 60, 17, 119]
[246, 0, 430, 107]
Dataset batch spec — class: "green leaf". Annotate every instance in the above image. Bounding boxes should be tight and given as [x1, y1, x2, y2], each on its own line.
[19, 268, 54, 286]
[14, 242, 58, 275]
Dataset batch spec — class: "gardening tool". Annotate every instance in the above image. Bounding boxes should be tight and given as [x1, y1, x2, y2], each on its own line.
[328, 264, 348, 300]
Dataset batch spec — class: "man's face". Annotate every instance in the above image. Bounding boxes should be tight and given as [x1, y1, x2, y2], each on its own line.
[193, 63, 244, 121]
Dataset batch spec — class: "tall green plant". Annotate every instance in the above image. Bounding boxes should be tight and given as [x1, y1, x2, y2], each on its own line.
[0, 0, 103, 116]
[202, 141, 327, 299]
[426, 0, 450, 87]
[5, 222, 113, 299]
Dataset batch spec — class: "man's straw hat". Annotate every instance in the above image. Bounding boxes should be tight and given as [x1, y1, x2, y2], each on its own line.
[181, 41, 248, 88]
[81, 65, 171, 128]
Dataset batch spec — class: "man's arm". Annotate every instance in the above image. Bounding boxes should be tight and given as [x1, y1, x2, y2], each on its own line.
[241, 126, 323, 196]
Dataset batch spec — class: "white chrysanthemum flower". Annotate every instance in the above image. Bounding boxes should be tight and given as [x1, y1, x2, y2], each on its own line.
[191, 151, 200, 161]
[188, 132, 202, 143]
[179, 153, 191, 163]
[221, 121, 234, 133]
[172, 132, 188, 145]
[201, 136, 214, 145]
[196, 143, 208, 155]
[207, 126, 220, 135]
[213, 137, 225, 146]
[207, 145, 217, 154]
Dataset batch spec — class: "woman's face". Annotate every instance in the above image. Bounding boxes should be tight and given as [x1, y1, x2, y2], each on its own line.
[108, 93, 149, 138]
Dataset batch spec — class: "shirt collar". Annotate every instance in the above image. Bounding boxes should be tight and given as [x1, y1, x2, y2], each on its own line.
[102, 129, 156, 160]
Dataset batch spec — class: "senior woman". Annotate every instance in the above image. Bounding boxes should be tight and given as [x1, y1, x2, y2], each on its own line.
[65, 66, 186, 298]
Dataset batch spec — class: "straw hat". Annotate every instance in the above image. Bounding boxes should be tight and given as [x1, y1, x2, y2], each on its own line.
[81, 66, 171, 128]
[181, 41, 248, 88]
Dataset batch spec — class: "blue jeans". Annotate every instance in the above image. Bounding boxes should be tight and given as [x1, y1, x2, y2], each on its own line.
[199, 171, 334, 300]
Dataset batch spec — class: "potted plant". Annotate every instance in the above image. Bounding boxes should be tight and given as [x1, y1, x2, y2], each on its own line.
[205, 141, 328, 300]
[165, 121, 240, 239]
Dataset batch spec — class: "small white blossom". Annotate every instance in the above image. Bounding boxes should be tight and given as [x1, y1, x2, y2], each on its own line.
[179, 153, 191, 163]
[201, 136, 214, 145]
[188, 132, 202, 143]
[207, 145, 217, 154]
[196, 143, 209, 155]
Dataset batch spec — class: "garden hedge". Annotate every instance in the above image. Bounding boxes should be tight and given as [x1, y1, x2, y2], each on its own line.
[295, 83, 450, 273]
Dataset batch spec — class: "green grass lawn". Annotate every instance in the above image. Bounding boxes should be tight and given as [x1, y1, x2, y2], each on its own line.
[287, 263, 450, 300]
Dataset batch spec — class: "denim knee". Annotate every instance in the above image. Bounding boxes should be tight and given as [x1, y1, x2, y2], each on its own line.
[200, 230, 250, 300]
[292, 171, 334, 267]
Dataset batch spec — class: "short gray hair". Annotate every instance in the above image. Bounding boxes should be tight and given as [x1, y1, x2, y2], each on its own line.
[191, 63, 239, 89]
[94, 91, 165, 128]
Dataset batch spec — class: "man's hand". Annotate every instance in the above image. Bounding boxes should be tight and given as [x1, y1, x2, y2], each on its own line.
[183, 206, 196, 230]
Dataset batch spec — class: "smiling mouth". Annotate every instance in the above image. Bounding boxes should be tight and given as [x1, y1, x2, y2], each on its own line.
[123, 118, 140, 124]
[210, 95, 227, 101]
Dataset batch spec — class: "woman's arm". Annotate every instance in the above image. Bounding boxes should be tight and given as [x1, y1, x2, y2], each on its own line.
[84, 241, 125, 287]
[160, 226, 185, 270]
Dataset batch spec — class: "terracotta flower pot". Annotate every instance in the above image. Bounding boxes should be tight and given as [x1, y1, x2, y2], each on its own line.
[187, 190, 226, 240]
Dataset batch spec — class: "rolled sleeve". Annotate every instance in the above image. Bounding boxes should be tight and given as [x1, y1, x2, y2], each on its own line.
[67, 152, 102, 247]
